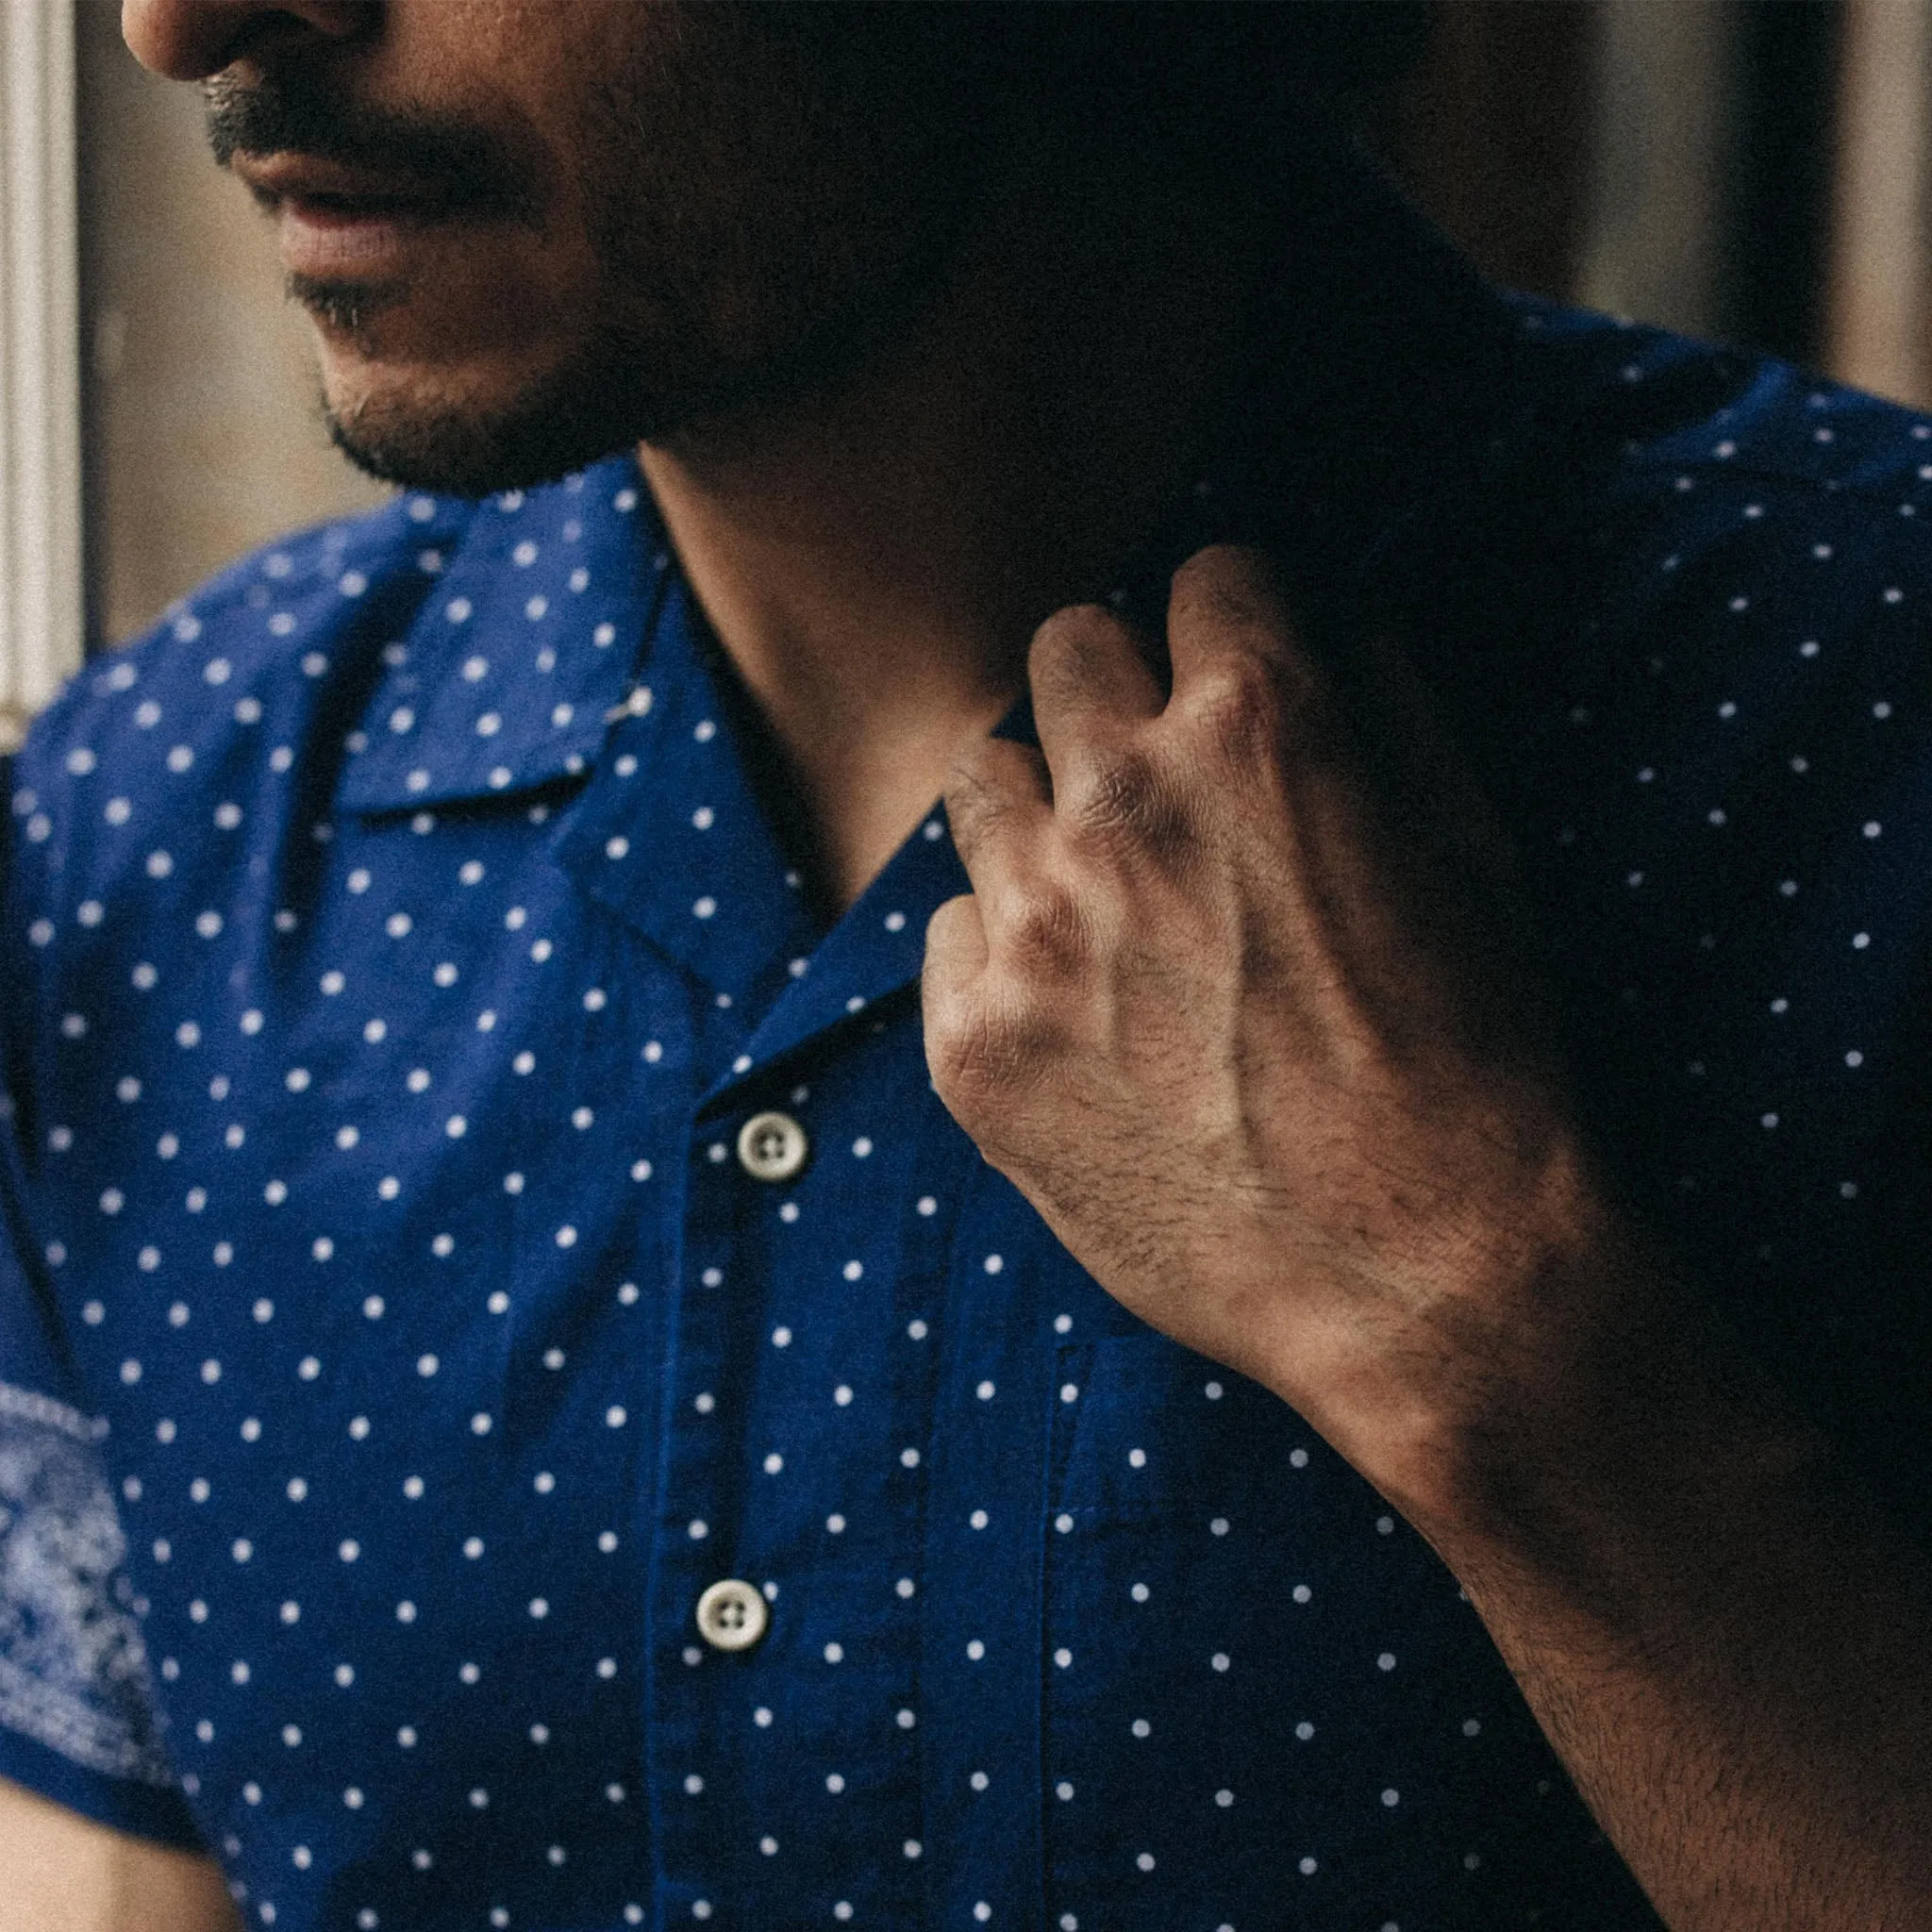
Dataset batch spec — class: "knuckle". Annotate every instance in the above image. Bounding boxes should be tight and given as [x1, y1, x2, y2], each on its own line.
[922, 894, 981, 974]
[942, 764, 1016, 846]
[999, 880, 1090, 977]
[1070, 746, 1192, 857]
[925, 995, 1047, 1122]
[1186, 658, 1291, 758]
[942, 745, 1002, 812]
[944, 741, 1047, 841]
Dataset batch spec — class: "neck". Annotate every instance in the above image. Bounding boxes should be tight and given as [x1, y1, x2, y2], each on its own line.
[638, 139, 1261, 915]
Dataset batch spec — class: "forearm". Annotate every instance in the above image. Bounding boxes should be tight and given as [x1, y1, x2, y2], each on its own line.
[924, 548, 1932, 1924]
[1403, 1255, 1932, 1931]
[0, 1777, 239, 1932]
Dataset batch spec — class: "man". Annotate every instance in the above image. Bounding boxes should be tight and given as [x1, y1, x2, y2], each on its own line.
[1, 2, 1928, 1926]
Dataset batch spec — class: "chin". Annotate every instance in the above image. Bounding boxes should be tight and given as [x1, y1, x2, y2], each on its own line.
[313, 283, 924, 497]
[317, 345, 659, 497]
[325, 394, 632, 498]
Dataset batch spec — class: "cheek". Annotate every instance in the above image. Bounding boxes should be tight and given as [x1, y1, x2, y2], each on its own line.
[570, 10, 987, 348]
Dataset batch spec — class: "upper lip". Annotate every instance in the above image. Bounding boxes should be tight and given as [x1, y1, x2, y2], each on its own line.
[230, 153, 444, 213]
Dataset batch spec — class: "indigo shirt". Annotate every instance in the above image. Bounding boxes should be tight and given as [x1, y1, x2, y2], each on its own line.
[5, 195, 1932, 1931]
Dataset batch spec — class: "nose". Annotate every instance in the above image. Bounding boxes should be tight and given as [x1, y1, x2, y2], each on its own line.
[122, 0, 369, 81]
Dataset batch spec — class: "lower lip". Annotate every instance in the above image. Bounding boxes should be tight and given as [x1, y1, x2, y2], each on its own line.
[276, 196, 441, 279]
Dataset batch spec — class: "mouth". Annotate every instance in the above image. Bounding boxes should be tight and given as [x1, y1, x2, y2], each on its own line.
[233, 154, 465, 285]
[234, 154, 450, 221]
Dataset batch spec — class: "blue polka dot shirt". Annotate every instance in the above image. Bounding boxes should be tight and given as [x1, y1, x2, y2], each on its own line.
[3, 186, 1930, 1931]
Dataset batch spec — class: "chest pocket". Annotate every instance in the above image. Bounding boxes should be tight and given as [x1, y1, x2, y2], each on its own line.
[1039, 1329, 1660, 1932]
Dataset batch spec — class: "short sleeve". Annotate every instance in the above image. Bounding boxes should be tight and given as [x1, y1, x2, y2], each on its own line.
[0, 762, 201, 1848]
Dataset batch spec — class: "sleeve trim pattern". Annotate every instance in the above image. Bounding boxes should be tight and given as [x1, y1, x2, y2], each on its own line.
[0, 1379, 176, 1787]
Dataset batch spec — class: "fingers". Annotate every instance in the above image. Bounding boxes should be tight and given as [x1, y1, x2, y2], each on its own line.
[942, 548, 1324, 991]
[1166, 545, 1299, 683]
[944, 731, 1051, 890]
[923, 890, 989, 991]
[921, 891, 989, 1102]
[1164, 545, 1334, 773]
[943, 731, 1095, 985]
[1028, 601, 1164, 789]
[1022, 551, 1312, 823]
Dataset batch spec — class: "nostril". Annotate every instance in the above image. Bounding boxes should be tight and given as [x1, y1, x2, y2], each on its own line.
[122, 1, 256, 82]
[121, 0, 368, 84]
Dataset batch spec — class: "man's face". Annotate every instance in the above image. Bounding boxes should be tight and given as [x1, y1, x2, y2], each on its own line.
[123, 2, 995, 493]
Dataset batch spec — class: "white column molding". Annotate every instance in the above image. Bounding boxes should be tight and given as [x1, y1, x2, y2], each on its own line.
[1574, 0, 1739, 341]
[1827, 0, 1932, 409]
[0, 0, 84, 752]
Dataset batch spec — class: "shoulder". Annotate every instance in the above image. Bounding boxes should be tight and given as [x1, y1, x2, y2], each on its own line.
[6, 491, 478, 933]
[1471, 305, 1932, 941]
[1446, 310, 1932, 1504]
[1422, 301, 1932, 810]
[1504, 297, 1932, 632]
[18, 491, 478, 808]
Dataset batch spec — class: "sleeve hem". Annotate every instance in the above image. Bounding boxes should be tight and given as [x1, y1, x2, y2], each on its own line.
[0, 1722, 206, 1853]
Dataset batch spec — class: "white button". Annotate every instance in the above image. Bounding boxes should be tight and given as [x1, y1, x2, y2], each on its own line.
[737, 1111, 808, 1183]
[695, 1578, 769, 1653]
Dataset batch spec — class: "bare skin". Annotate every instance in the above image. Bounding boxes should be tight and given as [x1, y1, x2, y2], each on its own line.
[41, 3, 1931, 1925]
[638, 127, 1257, 909]
[125, 0, 1258, 910]
[0, 1777, 238, 1932]
[924, 550, 1932, 1927]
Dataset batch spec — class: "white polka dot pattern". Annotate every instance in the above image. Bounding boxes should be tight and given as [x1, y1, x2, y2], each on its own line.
[3, 254, 1930, 1929]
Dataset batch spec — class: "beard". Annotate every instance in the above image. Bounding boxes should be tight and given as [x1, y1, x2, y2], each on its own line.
[209, 9, 998, 498]
[317, 276, 960, 498]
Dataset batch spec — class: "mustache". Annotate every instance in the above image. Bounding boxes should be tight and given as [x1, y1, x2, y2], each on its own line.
[204, 70, 538, 223]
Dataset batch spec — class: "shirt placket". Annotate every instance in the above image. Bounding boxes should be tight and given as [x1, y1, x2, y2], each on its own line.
[647, 1025, 932, 1925]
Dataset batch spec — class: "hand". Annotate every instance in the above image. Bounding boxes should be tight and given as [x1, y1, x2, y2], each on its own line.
[928, 544, 1932, 1930]
[924, 545, 1628, 1518]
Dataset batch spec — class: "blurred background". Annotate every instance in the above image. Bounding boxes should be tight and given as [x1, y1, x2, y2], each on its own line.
[2, 0, 1929, 743]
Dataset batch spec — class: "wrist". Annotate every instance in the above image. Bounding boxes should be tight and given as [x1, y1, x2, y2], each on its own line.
[1394, 1202, 1825, 1584]
[1243, 1122, 1615, 1508]
[1291, 1130, 1804, 1548]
